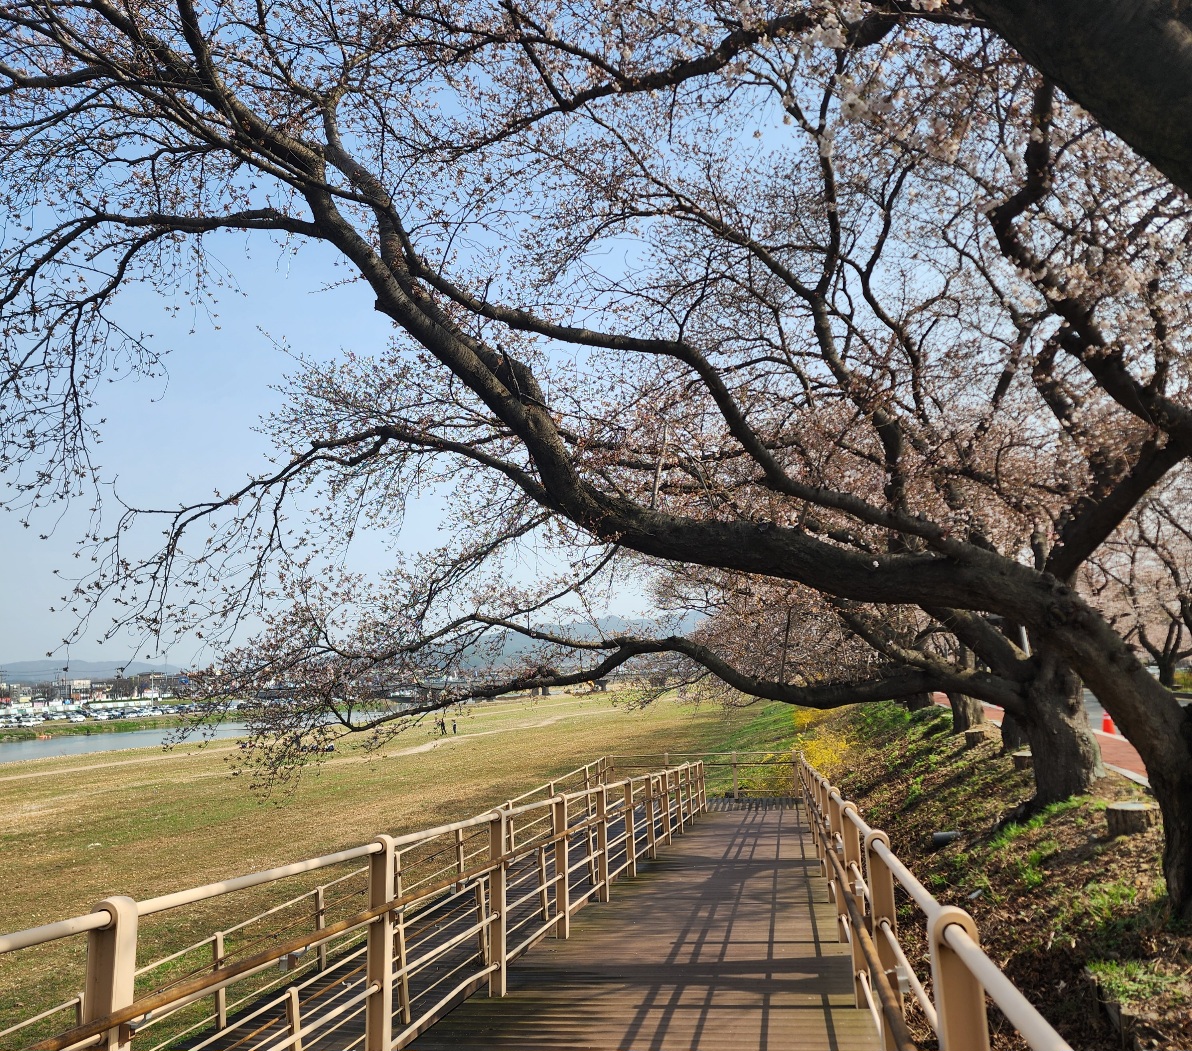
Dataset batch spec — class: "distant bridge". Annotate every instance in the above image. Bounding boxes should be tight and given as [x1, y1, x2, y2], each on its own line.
[2, 754, 1071, 1051]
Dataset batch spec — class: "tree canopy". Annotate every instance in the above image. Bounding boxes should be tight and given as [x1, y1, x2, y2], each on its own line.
[5, 0, 1192, 911]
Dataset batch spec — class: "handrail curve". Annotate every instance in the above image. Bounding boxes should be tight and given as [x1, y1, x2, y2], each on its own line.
[798, 755, 1073, 1051]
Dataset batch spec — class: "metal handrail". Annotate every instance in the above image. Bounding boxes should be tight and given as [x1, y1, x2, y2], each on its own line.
[798, 756, 1073, 1051]
[4, 757, 707, 1051]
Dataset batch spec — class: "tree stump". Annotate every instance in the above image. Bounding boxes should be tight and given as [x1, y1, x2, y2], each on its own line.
[1011, 749, 1033, 770]
[964, 726, 997, 749]
[1106, 802, 1159, 837]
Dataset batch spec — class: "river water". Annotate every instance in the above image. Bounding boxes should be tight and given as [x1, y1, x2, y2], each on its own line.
[0, 723, 247, 764]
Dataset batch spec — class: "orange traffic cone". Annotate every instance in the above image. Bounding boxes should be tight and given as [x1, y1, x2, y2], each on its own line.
[1101, 712, 1117, 735]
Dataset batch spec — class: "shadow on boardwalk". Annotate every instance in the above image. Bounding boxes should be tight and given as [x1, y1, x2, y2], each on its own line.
[183, 800, 878, 1051]
[409, 799, 879, 1051]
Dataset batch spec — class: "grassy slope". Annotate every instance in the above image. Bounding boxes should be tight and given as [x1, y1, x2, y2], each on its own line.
[0, 692, 798, 1042]
[805, 703, 1191, 1051]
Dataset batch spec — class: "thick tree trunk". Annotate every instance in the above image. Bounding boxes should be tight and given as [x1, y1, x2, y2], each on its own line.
[1150, 757, 1192, 918]
[1000, 711, 1028, 753]
[1017, 648, 1104, 805]
[947, 691, 987, 734]
[969, 0, 1192, 199]
[904, 691, 934, 711]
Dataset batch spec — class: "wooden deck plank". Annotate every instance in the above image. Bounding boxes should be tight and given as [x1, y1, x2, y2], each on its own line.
[408, 802, 880, 1051]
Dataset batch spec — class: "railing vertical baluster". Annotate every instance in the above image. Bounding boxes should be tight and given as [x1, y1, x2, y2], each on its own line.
[865, 830, 905, 1051]
[662, 771, 673, 846]
[213, 932, 227, 1030]
[537, 846, 550, 922]
[583, 768, 598, 886]
[488, 811, 508, 996]
[645, 775, 658, 859]
[732, 751, 739, 801]
[929, 908, 991, 1051]
[285, 987, 303, 1051]
[474, 875, 488, 962]
[596, 785, 610, 901]
[394, 849, 411, 1025]
[84, 896, 138, 1051]
[624, 780, 637, 877]
[552, 793, 570, 939]
[365, 835, 395, 1051]
[314, 887, 327, 972]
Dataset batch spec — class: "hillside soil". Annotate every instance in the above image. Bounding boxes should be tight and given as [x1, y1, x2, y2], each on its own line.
[802, 704, 1192, 1051]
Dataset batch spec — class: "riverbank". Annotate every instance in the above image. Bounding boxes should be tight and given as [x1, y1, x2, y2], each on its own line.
[799, 703, 1190, 1051]
[0, 714, 188, 742]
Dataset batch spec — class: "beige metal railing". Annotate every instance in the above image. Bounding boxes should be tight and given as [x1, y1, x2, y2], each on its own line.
[0, 757, 706, 1051]
[798, 756, 1073, 1051]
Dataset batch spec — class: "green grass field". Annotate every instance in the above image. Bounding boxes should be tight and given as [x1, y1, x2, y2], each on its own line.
[0, 691, 796, 1044]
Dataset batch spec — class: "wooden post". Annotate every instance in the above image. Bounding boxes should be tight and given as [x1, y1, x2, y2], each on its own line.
[732, 751, 739, 801]
[455, 827, 466, 891]
[394, 849, 411, 1025]
[624, 780, 638, 877]
[365, 835, 395, 1051]
[929, 907, 991, 1051]
[84, 896, 138, 1051]
[552, 794, 570, 939]
[866, 830, 905, 1051]
[488, 811, 508, 996]
[314, 887, 328, 972]
[212, 932, 228, 1030]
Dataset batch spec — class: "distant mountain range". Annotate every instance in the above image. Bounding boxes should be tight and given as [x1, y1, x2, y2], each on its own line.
[1, 659, 181, 682]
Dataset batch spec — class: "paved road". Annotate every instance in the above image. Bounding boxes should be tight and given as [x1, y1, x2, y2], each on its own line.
[942, 696, 1148, 783]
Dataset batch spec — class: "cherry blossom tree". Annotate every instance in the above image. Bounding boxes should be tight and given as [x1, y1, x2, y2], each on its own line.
[5, 1, 1192, 912]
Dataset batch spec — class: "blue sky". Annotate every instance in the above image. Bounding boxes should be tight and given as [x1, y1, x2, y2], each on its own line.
[1, 237, 431, 667]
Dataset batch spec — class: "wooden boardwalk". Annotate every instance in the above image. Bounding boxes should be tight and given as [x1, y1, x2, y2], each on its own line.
[408, 798, 879, 1051]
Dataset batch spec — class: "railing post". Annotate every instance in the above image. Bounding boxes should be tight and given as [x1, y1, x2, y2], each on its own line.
[865, 830, 905, 1051]
[583, 768, 598, 886]
[552, 793, 570, 939]
[314, 886, 328, 971]
[840, 803, 868, 1008]
[213, 931, 228, 1029]
[732, 751, 739, 801]
[537, 845, 550, 923]
[662, 771, 674, 846]
[645, 775, 658, 859]
[663, 751, 669, 769]
[681, 762, 691, 829]
[488, 810, 509, 996]
[596, 784, 610, 901]
[84, 896, 138, 1051]
[394, 848, 412, 1025]
[455, 827, 466, 891]
[928, 907, 991, 1051]
[697, 761, 707, 813]
[365, 835, 395, 1051]
[624, 780, 638, 877]
[286, 987, 304, 1051]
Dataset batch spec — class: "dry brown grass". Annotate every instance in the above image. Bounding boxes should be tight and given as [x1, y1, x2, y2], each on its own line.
[0, 691, 778, 1042]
